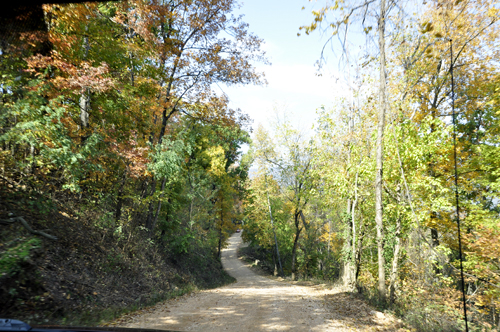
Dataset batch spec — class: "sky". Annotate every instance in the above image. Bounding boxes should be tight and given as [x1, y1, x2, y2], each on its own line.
[218, 0, 350, 136]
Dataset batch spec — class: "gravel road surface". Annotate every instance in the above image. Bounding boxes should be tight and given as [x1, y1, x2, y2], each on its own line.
[114, 232, 404, 331]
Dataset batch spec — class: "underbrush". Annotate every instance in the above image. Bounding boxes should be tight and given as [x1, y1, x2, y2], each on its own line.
[239, 242, 492, 331]
[237, 244, 278, 275]
[0, 237, 41, 278]
[357, 270, 488, 332]
[0, 189, 234, 326]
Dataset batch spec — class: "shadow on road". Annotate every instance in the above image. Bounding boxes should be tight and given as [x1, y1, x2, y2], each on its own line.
[115, 233, 404, 331]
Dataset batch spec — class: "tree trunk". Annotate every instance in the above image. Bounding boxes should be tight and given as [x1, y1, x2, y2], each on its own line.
[430, 218, 441, 275]
[115, 169, 127, 223]
[342, 197, 356, 291]
[429, 113, 440, 273]
[327, 218, 331, 259]
[266, 178, 284, 277]
[344, 170, 360, 291]
[389, 184, 402, 303]
[355, 224, 365, 281]
[151, 177, 167, 233]
[217, 196, 223, 258]
[375, 0, 388, 304]
[144, 177, 157, 230]
[79, 91, 90, 129]
[389, 214, 402, 304]
[189, 199, 193, 230]
[291, 211, 302, 280]
[30, 144, 35, 175]
[218, 231, 222, 258]
[272, 247, 278, 276]
[342, 260, 356, 291]
[431, 226, 439, 247]
[341, 106, 358, 291]
[80, 26, 90, 142]
[161, 203, 169, 239]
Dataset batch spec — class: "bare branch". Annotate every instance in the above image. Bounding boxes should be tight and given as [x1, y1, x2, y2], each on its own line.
[1, 215, 58, 241]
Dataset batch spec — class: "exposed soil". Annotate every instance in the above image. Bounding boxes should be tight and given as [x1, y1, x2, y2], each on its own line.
[0, 190, 233, 325]
[109, 233, 409, 331]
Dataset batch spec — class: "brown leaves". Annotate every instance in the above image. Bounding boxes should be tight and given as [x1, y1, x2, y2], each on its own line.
[25, 54, 114, 94]
[466, 224, 500, 261]
[68, 62, 114, 93]
[108, 134, 150, 179]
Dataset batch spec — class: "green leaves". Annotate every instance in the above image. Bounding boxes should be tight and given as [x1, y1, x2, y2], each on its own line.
[0, 238, 41, 278]
[149, 134, 190, 180]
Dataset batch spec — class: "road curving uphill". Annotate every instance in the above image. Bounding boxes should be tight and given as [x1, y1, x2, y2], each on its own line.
[114, 233, 404, 331]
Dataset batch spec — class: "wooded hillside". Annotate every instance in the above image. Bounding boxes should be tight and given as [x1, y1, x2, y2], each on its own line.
[1, 0, 261, 324]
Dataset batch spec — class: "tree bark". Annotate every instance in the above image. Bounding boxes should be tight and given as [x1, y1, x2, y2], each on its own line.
[79, 91, 90, 129]
[150, 177, 167, 233]
[80, 25, 90, 141]
[327, 218, 331, 259]
[342, 259, 356, 291]
[375, 0, 388, 304]
[429, 111, 440, 272]
[344, 170, 360, 291]
[342, 108, 357, 291]
[389, 184, 402, 304]
[217, 195, 224, 259]
[355, 224, 365, 281]
[291, 210, 302, 281]
[431, 226, 439, 247]
[342, 198, 356, 290]
[389, 214, 402, 304]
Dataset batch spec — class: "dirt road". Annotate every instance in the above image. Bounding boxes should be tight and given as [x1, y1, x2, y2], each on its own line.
[114, 233, 403, 331]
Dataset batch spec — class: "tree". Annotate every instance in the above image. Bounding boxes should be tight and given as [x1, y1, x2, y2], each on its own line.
[124, 0, 267, 231]
[301, 0, 404, 301]
[243, 171, 295, 272]
[0, 0, 260, 260]
[253, 120, 315, 280]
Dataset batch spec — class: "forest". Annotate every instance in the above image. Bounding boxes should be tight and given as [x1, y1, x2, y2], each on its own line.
[244, 0, 500, 330]
[0, 0, 499, 331]
[1, 0, 260, 325]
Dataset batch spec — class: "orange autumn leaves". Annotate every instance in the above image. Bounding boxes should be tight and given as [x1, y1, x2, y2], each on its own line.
[25, 55, 114, 94]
